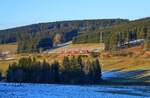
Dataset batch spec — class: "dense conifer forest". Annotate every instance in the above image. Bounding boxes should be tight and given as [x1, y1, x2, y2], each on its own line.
[7, 57, 102, 84]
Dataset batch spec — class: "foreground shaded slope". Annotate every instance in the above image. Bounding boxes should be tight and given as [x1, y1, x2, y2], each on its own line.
[0, 83, 149, 98]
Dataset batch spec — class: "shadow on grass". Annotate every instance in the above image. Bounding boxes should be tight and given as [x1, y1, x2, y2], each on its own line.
[97, 90, 149, 97]
[102, 69, 150, 83]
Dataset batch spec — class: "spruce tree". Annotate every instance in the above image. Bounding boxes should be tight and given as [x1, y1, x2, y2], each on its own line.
[51, 61, 60, 83]
[92, 59, 102, 82]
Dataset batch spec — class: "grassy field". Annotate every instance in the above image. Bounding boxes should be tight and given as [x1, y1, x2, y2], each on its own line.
[0, 43, 150, 82]
[0, 43, 17, 54]
[50, 43, 105, 53]
[101, 57, 150, 71]
[0, 43, 17, 74]
[0, 43, 104, 74]
[0, 53, 60, 75]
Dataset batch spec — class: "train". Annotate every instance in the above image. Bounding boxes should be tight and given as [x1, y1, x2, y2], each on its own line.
[118, 39, 145, 48]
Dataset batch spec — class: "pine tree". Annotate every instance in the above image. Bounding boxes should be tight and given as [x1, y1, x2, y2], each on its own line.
[0, 71, 2, 81]
[61, 56, 71, 83]
[50, 61, 60, 83]
[92, 59, 102, 82]
[62, 56, 70, 71]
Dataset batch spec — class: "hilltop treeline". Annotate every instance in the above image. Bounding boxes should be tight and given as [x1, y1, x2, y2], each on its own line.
[7, 57, 102, 84]
[73, 18, 150, 51]
[0, 19, 128, 53]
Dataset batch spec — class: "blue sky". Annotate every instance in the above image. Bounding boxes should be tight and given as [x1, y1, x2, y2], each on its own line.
[0, 0, 150, 30]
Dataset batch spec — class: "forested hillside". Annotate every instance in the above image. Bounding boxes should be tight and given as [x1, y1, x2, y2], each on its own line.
[0, 19, 128, 53]
[73, 17, 150, 51]
[1, 17, 150, 53]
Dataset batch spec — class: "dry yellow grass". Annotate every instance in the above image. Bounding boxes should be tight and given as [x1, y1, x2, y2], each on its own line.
[0, 60, 16, 72]
[101, 56, 150, 82]
[50, 43, 105, 53]
[101, 57, 150, 71]
[0, 43, 149, 82]
[0, 43, 149, 73]
[0, 53, 60, 74]
[0, 43, 18, 74]
[67, 43, 105, 49]
[0, 43, 18, 54]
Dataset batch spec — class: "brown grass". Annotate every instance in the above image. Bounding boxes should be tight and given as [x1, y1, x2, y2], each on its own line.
[0, 43, 149, 82]
[0, 43, 18, 54]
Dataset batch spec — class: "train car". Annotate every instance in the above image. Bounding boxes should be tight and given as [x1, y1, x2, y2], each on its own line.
[118, 39, 145, 48]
